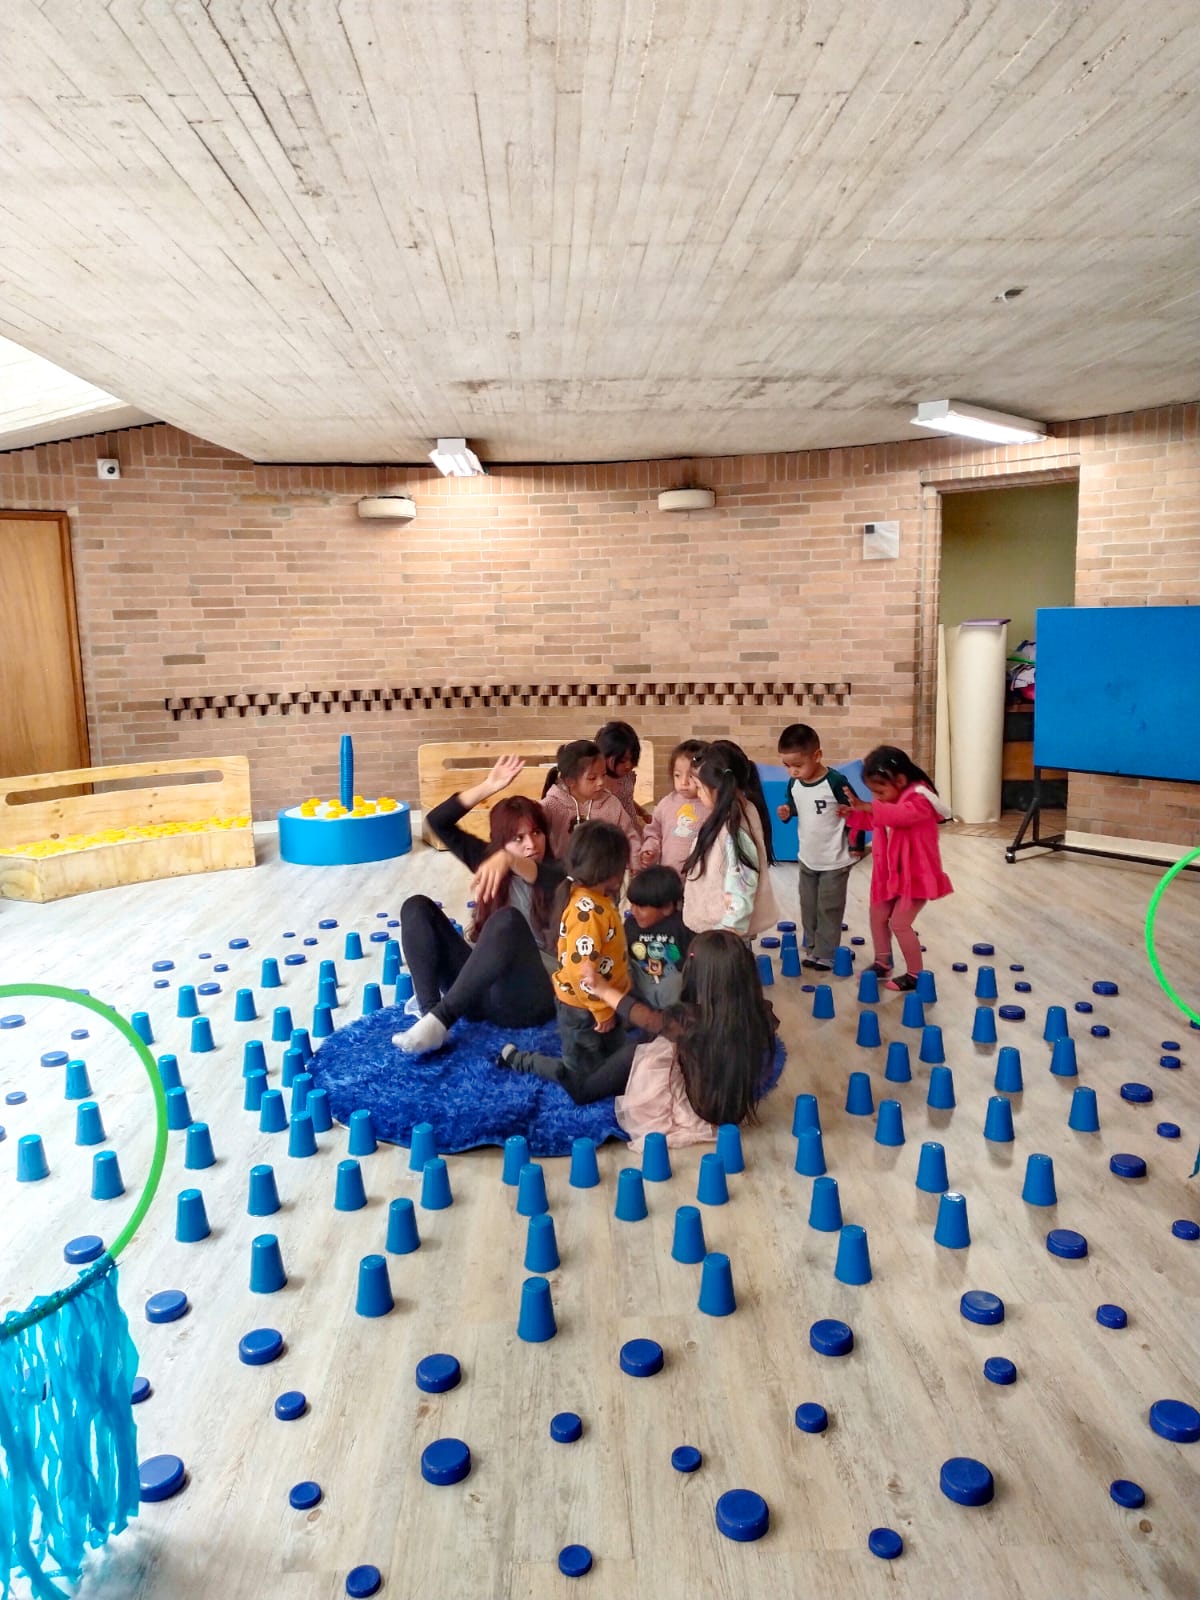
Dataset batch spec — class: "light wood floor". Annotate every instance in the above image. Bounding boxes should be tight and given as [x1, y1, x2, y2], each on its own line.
[1, 829, 1198, 1600]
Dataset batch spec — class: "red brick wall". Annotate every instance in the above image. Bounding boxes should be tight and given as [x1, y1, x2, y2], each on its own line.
[1, 405, 1196, 842]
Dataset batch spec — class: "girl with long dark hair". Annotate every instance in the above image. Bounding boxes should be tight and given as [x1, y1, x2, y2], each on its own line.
[680, 746, 779, 936]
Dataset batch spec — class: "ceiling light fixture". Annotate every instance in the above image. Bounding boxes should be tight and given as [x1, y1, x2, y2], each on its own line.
[911, 400, 1047, 445]
[428, 437, 485, 476]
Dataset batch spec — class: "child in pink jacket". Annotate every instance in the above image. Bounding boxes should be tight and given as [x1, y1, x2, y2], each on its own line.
[639, 739, 708, 874]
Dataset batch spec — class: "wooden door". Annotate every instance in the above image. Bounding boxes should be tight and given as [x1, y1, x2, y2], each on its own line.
[0, 512, 89, 779]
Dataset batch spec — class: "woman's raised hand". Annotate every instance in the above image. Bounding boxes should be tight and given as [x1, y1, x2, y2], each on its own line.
[486, 753, 525, 793]
[471, 849, 513, 902]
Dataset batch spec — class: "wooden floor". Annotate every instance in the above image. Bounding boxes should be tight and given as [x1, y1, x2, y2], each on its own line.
[1, 828, 1198, 1600]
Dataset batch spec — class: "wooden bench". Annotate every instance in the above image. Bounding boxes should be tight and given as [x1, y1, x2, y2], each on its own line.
[418, 740, 656, 848]
[0, 755, 256, 902]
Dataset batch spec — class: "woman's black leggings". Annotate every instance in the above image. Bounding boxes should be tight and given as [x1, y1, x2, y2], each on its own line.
[398, 897, 556, 1029]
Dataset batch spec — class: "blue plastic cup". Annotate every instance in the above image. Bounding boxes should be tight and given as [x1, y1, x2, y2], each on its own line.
[243, 1039, 267, 1078]
[915, 1140, 949, 1193]
[994, 1046, 1023, 1093]
[794, 1128, 827, 1177]
[972, 1007, 998, 1045]
[260, 957, 282, 989]
[334, 1158, 367, 1212]
[1043, 1005, 1069, 1043]
[858, 969, 880, 1004]
[983, 1095, 1014, 1143]
[845, 1071, 874, 1116]
[259, 1089, 288, 1134]
[901, 992, 926, 1030]
[234, 988, 258, 1023]
[696, 1152, 729, 1205]
[65, 1059, 93, 1100]
[832, 946, 854, 978]
[975, 966, 998, 1000]
[715, 1123, 744, 1175]
[525, 1212, 561, 1272]
[812, 984, 835, 1020]
[927, 1066, 956, 1110]
[344, 931, 364, 961]
[132, 1010, 155, 1046]
[317, 977, 339, 1011]
[517, 1276, 557, 1342]
[615, 1168, 648, 1221]
[91, 1148, 124, 1200]
[919, 1024, 945, 1064]
[386, 1196, 421, 1254]
[934, 1191, 971, 1248]
[348, 1108, 377, 1156]
[756, 952, 775, 987]
[290, 1072, 314, 1116]
[356, 1253, 394, 1317]
[176, 985, 199, 1019]
[288, 1112, 317, 1158]
[884, 1041, 912, 1083]
[516, 1162, 549, 1217]
[698, 1251, 737, 1315]
[807, 1174, 842, 1231]
[856, 1011, 882, 1049]
[875, 1098, 905, 1146]
[279, 1047, 301, 1087]
[307, 1088, 332, 1133]
[250, 1233, 287, 1292]
[421, 1156, 453, 1210]
[1050, 1036, 1078, 1077]
[311, 1004, 334, 1040]
[395, 971, 415, 1006]
[75, 1101, 105, 1146]
[915, 969, 938, 1004]
[671, 1204, 707, 1263]
[361, 983, 383, 1015]
[1022, 1152, 1057, 1206]
[176, 1188, 210, 1243]
[569, 1137, 600, 1189]
[780, 945, 802, 978]
[503, 1134, 530, 1186]
[244, 1068, 267, 1112]
[792, 1093, 821, 1136]
[409, 1122, 437, 1172]
[16, 1134, 49, 1182]
[643, 1131, 673, 1181]
[1068, 1084, 1100, 1132]
[190, 1017, 215, 1053]
[247, 1163, 280, 1216]
[289, 1027, 312, 1064]
[382, 941, 401, 986]
[166, 1085, 193, 1130]
[318, 959, 340, 990]
[185, 1122, 215, 1169]
[834, 1223, 872, 1285]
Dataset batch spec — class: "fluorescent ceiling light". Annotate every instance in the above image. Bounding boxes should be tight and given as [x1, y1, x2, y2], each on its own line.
[428, 436, 485, 476]
[911, 400, 1047, 445]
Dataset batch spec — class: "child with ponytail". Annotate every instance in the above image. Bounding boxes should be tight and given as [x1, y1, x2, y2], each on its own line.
[681, 745, 779, 936]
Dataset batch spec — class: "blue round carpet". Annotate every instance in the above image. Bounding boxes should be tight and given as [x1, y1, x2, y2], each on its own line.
[308, 1005, 786, 1157]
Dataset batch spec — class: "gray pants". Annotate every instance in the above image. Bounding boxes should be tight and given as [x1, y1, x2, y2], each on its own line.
[799, 864, 852, 961]
[508, 999, 636, 1104]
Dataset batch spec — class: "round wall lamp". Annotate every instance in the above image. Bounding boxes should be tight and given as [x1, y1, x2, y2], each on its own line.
[657, 488, 715, 512]
[357, 496, 417, 520]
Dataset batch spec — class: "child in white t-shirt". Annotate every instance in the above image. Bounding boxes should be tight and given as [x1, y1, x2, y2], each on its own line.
[776, 723, 863, 970]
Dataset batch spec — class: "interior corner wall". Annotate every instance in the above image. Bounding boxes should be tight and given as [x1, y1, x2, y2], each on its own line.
[0, 406, 1196, 844]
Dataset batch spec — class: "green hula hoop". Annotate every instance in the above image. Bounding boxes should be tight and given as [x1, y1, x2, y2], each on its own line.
[1143, 843, 1200, 1029]
[0, 981, 169, 1340]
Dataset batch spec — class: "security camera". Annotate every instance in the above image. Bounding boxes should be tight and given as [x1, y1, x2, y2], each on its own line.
[97, 458, 121, 479]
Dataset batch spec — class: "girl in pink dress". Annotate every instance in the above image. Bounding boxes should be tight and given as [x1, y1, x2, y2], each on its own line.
[579, 930, 777, 1150]
[841, 745, 953, 992]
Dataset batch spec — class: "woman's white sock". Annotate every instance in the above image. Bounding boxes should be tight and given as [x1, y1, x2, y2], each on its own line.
[394, 1012, 448, 1054]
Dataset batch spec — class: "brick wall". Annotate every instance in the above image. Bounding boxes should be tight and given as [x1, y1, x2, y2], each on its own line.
[1, 404, 1196, 842]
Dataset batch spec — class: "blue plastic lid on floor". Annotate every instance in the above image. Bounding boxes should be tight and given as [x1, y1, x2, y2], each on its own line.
[239, 1328, 284, 1366]
[551, 1412, 583, 1443]
[1110, 1153, 1147, 1179]
[998, 1005, 1025, 1020]
[319, 918, 339, 929]
[1173, 1220, 1200, 1241]
[71, 1028, 88, 1039]
[939, 1457, 994, 1506]
[620, 1338, 664, 1377]
[1148, 1399, 1200, 1443]
[1, 1015, 26, 1028]
[671, 1445, 702, 1472]
[345, 1564, 381, 1597]
[5, 1091, 26, 1105]
[421, 1437, 472, 1484]
[972, 943, 994, 955]
[197, 981, 221, 996]
[794, 1403, 828, 1433]
[983, 1357, 1017, 1385]
[1110, 1480, 1146, 1508]
[1046, 1229, 1088, 1259]
[131, 1376, 152, 1404]
[274, 1390, 307, 1420]
[1096, 1304, 1128, 1329]
[1092, 980, 1118, 995]
[868, 1527, 904, 1559]
[41, 1050, 68, 1067]
[951, 963, 968, 973]
[416, 1354, 461, 1394]
[960, 1291, 1005, 1326]
[810, 1319, 854, 1357]
[558, 1545, 593, 1577]
[1074, 1000, 1093, 1013]
[145, 1290, 189, 1324]
[230, 937, 250, 949]
[1120, 1083, 1153, 1103]
[715, 1488, 770, 1542]
[289, 1481, 322, 1510]
[64, 1234, 104, 1265]
[1157, 1123, 1181, 1139]
[139, 1454, 186, 1503]
[1159, 1055, 1181, 1069]
[285, 953, 307, 966]
[1091, 1025, 1111, 1038]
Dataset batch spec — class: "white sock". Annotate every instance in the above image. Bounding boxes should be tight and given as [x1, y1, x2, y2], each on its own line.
[403, 993, 424, 1018]
[394, 1012, 448, 1055]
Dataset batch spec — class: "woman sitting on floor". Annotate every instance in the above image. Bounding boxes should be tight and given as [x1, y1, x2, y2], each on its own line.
[394, 755, 563, 1054]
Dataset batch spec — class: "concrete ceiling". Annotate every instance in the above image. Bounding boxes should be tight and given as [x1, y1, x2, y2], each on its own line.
[1, 0, 1198, 464]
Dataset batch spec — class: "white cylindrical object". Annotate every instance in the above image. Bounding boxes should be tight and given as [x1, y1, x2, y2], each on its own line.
[935, 623, 952, 812]
[357, 496, 416, 520]
[657, 488, 715, 512]
[946, 622, 1007, 824]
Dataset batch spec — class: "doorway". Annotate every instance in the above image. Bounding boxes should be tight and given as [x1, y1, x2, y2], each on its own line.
[938, 480, 1078, 812]
[0, 511, 90, 779]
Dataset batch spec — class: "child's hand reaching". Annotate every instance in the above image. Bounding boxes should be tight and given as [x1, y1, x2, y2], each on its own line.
[593, 1013, 617, 1033]
[776, 803, 790, 821]
[639, 844, 658, 867]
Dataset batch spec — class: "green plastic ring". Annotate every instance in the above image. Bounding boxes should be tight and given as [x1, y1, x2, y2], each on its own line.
[0, 981, 168, 1339]
[1143, 844, 1200, 1028]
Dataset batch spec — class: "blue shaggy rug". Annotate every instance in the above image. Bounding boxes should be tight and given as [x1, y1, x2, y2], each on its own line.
[307, 1005, 787, 1157]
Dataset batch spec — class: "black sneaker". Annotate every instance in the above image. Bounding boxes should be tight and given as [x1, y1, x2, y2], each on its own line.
[803, 957, 833, 971]
[496, 1043, 518, 1069]
[886, 973, 919, 992]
